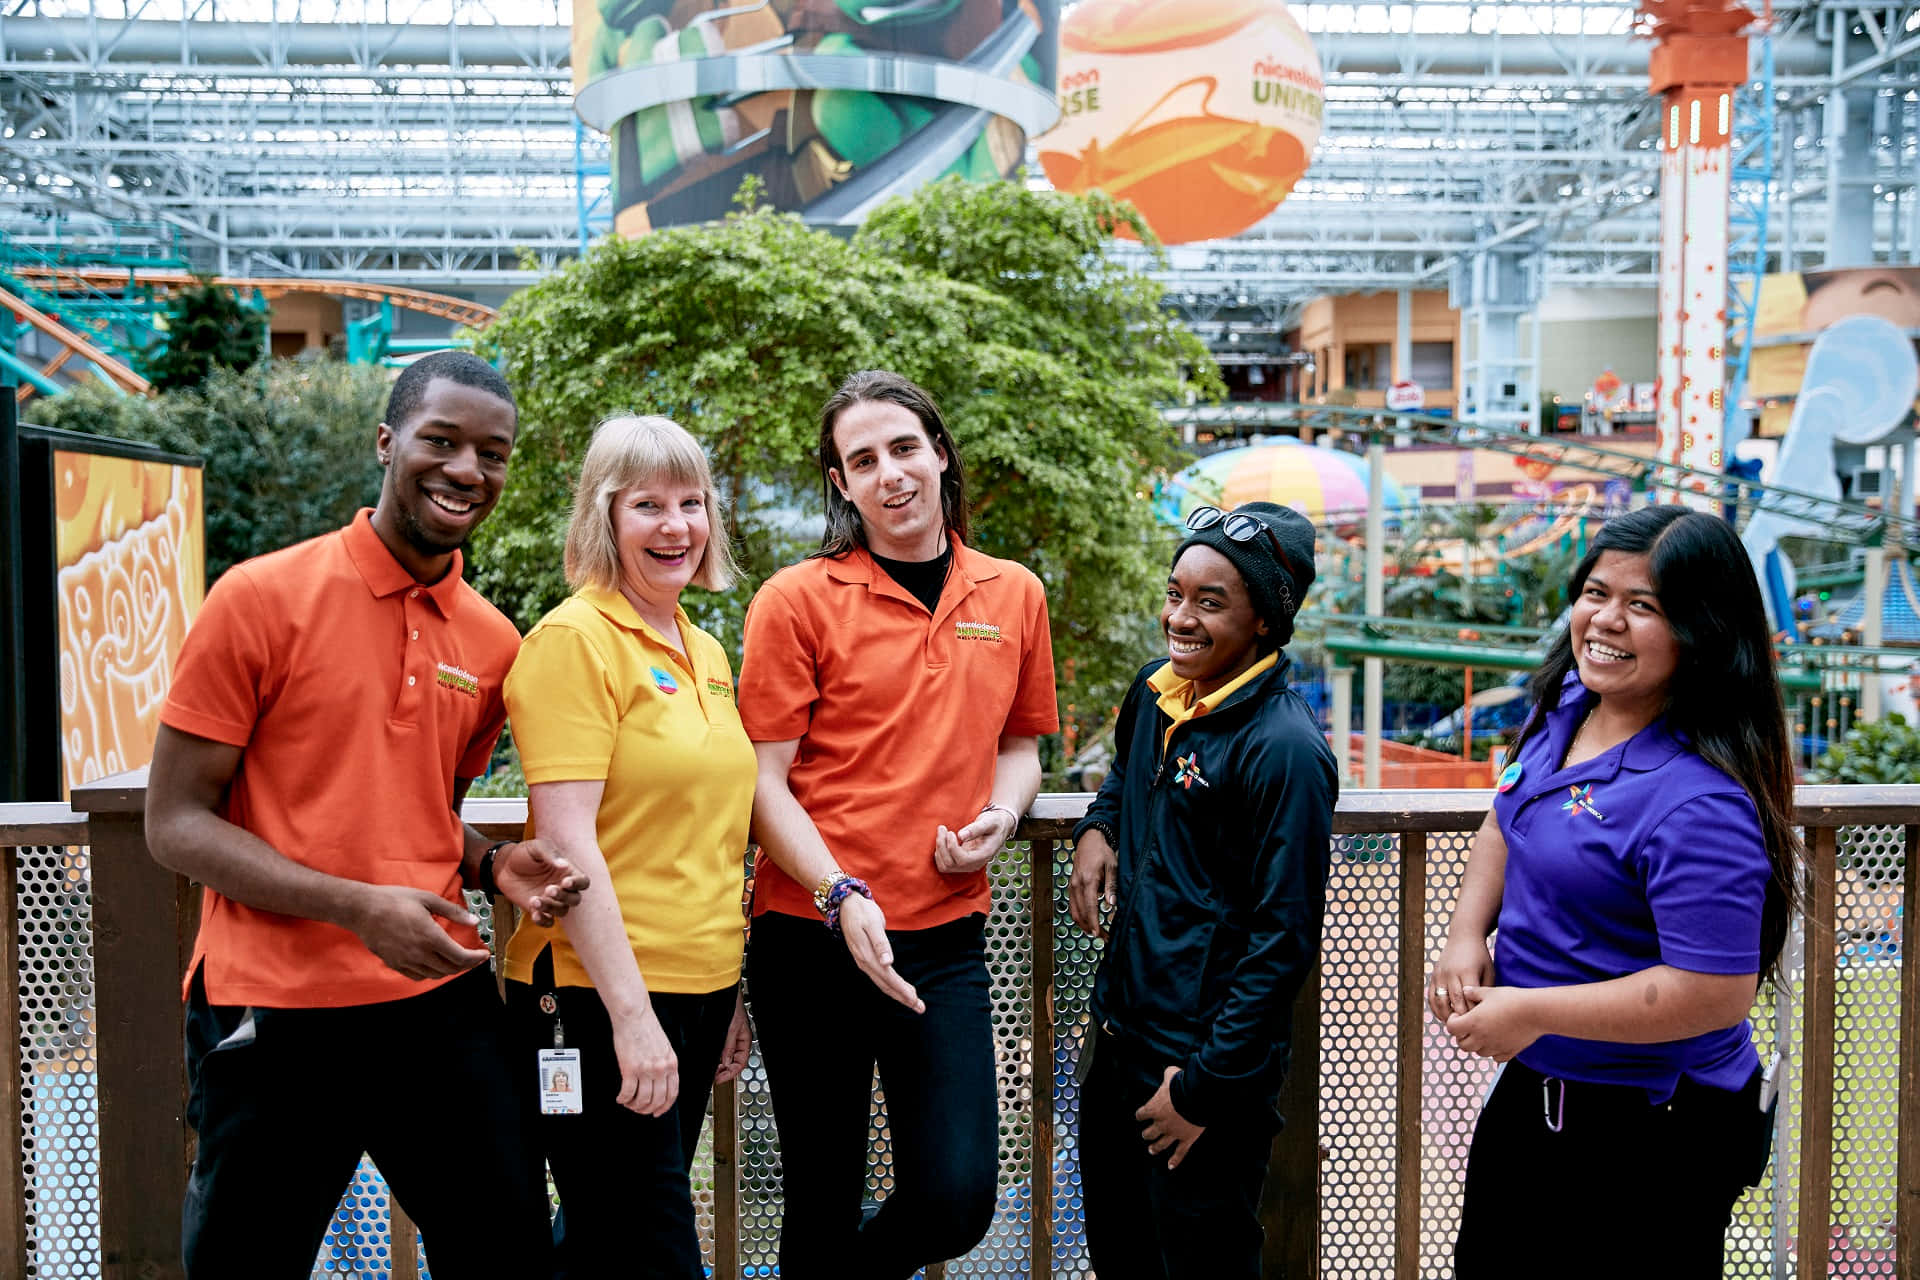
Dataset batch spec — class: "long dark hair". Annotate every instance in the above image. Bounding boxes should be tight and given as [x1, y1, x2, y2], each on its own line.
[1518, 505, 1803, 982]
[811, 370, 970, 560]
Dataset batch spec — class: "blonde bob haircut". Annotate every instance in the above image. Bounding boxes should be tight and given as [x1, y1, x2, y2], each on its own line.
[563, 414, 738, 594]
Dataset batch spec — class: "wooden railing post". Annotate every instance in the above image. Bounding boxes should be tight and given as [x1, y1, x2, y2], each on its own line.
[71, 768, 194, 1280]
[1261, 963, 1321, 1278]
[390, 1205, 419, 1280]
[1797, 824, 1838, 1280]
[1394, 831, 1427, 1280]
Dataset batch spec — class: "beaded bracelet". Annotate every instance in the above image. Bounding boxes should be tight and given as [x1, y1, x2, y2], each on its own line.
[822, 876, 873, 934]
[1077, 820, 1117, 850]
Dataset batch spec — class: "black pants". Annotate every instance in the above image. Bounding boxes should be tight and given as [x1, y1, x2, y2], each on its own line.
[1455, 1059, 1773, 1279]
[181, 965, 551, 1279]
[1078, 1027, 1279, 1280]
[745, 910, 999, 1280]
[506, 960, 736, 1280]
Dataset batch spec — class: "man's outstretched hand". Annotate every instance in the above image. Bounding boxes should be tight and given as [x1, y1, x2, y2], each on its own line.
[493, 838, 587, 926]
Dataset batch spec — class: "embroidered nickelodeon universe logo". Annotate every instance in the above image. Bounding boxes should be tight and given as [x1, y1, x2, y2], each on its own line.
[955, 620, 1003, 643]
[1562, 784, 1605, 821]
[705, 677, 734, 699]
[1173, 753, 1211, 790]
[434, 662, 480, 699]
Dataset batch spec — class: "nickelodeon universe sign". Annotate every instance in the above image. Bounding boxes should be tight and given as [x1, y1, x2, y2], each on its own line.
[1251, 56, 1325, 119]
[1060, 60, 1325, 121]
[1039, 0, 1324, 244]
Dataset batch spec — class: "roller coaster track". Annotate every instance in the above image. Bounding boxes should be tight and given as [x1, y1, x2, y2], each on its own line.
[1166, 402, 1920, 554]
[2, 265, 496, 400]
[12, 266, 500, 330]
[0, 284, 150, 401]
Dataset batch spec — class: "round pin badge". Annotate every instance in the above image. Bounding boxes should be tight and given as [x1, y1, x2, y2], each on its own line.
[539, 993, 558, 1015]
[1496, 762, 1523, 794]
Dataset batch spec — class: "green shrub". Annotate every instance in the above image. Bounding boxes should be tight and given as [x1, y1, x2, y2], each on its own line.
[1807, 712, 1920, 784]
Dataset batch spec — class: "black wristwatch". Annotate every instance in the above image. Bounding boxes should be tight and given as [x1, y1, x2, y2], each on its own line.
[478, 840, 512, 899]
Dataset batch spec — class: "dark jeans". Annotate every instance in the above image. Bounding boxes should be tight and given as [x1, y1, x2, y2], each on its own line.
[1455, 1058, 1773, 1279]
[1078, 1027, 1279, 1280]
[506, 957, 736, 1280]
[181, 964, 550, 1280]
[746, 910, 999, 1280]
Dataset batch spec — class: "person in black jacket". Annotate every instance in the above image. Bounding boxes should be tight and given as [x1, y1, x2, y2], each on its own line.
[1068, 500, 1338, 1280]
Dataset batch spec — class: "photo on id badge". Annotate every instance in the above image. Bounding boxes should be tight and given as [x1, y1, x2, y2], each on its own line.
[540, 1047, 583, 1114]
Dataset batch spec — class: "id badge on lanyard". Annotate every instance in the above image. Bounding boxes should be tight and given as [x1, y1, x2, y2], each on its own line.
[538, 1010, 583, 1115]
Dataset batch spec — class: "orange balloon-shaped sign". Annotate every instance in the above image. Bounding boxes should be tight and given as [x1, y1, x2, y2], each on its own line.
[1039, 0, 1323, 244]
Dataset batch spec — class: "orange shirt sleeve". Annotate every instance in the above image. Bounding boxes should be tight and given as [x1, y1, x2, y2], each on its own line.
[738, 578, 821, 743]
[159, 566, 275, 748]
[1005, 571, 1060, 736]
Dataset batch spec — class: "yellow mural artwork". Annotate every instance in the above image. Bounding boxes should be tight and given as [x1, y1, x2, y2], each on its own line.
[54, 449, 205, 796]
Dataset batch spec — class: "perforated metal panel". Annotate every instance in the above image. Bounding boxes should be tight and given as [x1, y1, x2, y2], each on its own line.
[734, 840, 1040, 1277]
[951, 837, 1038, 1276]
[314, 1158, 405, 1275]
[1320, 832, 1401, 1278]
[1410, 829, 1499, 1279]
[8, 822, 1910, 1277]
[1826, 824, 1903, 1275]
[14, 844, 99, 1280]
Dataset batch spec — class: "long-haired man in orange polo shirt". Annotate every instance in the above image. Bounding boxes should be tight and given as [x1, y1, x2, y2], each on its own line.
[145, 351, 584, 1278]
[738, 370, 1059, 1279]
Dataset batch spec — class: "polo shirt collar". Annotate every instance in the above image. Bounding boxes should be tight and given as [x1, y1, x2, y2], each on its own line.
[1148, 650, 1282, 718]
[823, 539, 1001, 585]
[576, 584, 690, 648]
[1546, 670, 1687, 776]
[824, 539, 1001, 619]
[342, 508, 466, 615]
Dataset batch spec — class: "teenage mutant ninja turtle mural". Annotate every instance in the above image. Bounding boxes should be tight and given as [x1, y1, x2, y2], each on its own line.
[572, 0, 1060, 233]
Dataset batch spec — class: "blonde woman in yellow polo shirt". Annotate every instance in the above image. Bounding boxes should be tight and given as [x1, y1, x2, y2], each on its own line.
[501, 415, 757, 1278]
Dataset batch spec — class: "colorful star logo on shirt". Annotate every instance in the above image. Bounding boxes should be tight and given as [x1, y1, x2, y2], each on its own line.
[1562, 784, 1604, 821]
[1173, 752, 1211, 789]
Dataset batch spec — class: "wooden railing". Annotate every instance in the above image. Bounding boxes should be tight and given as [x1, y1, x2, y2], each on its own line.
[4, 779, 1918, 1278]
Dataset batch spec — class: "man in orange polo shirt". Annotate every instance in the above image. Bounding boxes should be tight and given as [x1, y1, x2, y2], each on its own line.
[144, 351, 583, 1278]
[739, 370, 1058, 1279]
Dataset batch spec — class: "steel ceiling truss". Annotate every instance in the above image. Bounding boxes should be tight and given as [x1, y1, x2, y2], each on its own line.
[1, 1, 1918, 304]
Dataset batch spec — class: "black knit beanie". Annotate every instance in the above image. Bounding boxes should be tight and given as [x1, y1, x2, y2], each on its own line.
[1173, 501, 1318, 646]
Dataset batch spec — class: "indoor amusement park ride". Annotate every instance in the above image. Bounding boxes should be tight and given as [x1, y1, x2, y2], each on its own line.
[0, 229, 498, 402]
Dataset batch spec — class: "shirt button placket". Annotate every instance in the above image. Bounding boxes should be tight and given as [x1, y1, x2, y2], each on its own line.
[401, 590, 425, 715]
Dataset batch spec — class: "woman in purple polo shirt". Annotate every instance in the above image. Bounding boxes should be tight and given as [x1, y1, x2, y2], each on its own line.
[1429, 505, 1802, 1278]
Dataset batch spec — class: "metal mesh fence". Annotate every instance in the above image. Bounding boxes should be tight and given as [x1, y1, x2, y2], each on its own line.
[1825, 823, 1902, 1276]
[1049, 839, 1093, 1278]
[13, 845, 98, 1280]
[7, 824, 1912, 1276]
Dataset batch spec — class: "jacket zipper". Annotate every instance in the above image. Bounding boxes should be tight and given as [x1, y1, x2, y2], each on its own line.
[1104, 718, 1189, 1027]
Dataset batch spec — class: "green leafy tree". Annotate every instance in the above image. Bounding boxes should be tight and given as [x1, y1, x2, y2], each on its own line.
[143, 279, 266, 392]
[27, 359, 390, 580]
[471, 178, 1219, 749]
